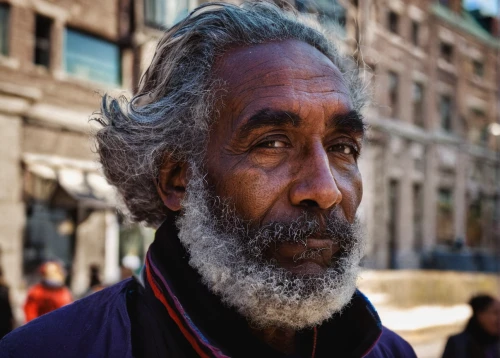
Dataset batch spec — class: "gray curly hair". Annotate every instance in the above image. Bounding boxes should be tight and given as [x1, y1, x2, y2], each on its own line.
[94, 1, 367, 227]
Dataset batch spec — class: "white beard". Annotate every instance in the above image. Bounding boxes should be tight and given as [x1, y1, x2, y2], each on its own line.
[176, 163, 366, 329]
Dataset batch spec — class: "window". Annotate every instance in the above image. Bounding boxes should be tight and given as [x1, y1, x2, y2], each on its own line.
[413, 184, 423, 250]
[388, 180, 399, 269]
[388, 11, 399, 34]
[412, 82, 424, 127]
[0, 4, 9, 56]
[494, 195, 500, 234]
[468, 109, 489, 145]
[440, 42, 453, 63]
[24, 202, 76, 277]
[316, 0, 347, 29]
[295, 0, 312, 13]
[388, 71, 399, 118]
[411, 21, 419, 46]
[64, 29, 121, 85]
[144, 0, 188, 28]
[35, 15, 52, 67]
[437, 188, 454, 244]
[440, 95, 452, 131]
[472, 60, 484, 77]
[296, 0, 346, 30]
[479, 124, 489, 144]
[467, 195, 482, 247]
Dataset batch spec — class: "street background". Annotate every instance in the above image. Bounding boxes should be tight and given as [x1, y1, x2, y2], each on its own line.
[0, 0, 499, 357]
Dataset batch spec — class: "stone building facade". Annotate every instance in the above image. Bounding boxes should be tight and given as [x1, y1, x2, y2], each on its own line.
[0, 0, 143, 304]
[346, 0, 500, 269]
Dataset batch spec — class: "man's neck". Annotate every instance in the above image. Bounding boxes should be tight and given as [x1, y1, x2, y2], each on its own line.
[251, 326, 297, 354]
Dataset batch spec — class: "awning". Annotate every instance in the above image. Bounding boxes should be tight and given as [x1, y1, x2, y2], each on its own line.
[23, 153, 117, 208]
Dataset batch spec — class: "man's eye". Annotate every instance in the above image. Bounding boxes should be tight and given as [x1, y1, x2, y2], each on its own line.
[329, 144, 357, 155]
[257, 140, 289, 148]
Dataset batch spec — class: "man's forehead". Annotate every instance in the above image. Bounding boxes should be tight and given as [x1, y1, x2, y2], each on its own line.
[212, 39, 349, 95]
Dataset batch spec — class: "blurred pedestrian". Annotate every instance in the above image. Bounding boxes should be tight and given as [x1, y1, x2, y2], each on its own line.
[23, 261, 72, 322]
[442, 294, 500, 358]
[83, 264, 105, 297]
[120, 254, 141, 280]
[0, 268, 13, 339]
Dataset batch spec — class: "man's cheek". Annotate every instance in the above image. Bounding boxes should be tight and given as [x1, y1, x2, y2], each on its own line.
[220, 171, 283, 221]
[335, 177, 362, 220]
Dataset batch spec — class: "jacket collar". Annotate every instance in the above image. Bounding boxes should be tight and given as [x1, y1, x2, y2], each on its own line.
[144, 217, 382, 358]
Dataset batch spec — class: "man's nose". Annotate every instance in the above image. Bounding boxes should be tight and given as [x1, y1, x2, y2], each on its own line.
[289, 145, 342, 210]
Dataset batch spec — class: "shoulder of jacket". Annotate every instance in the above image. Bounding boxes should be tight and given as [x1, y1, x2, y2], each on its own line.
[367, 327, 417, 358]
[0, 279, 134, 358]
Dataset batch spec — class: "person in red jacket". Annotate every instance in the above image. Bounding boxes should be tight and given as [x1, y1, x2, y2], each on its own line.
[23, 261, 72, 322]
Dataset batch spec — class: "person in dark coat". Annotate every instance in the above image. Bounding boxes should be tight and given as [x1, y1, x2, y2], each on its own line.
[0, 268, 13, 339]
[442, 294, 500, 358]
[0, 2, 416, 357]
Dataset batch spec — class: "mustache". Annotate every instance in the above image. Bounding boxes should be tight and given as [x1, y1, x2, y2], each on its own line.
[244, 211, 359, 260]
[205, 193, 361, 266]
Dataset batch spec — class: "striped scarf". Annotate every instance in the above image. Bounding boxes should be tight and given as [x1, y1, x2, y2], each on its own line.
[145, 249, 230, 358]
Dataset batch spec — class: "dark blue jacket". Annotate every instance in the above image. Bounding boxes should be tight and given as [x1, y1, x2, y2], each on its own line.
[0, 280, 415, 358]
[0, 220, 417, 357]
[0, 278, 416, 358]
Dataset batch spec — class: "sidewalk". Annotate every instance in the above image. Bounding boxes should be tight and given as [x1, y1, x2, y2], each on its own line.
[375, 303, 470, 358]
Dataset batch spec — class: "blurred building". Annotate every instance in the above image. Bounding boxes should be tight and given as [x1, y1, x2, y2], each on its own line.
[0, 0, 498, 306]
[134, 0, 500, 270]
[0, 0, 153, 300]
[343, 0, 500, 269]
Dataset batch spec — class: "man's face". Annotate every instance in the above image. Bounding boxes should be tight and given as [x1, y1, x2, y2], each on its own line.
[174, 39, 365, 329]
[205, 40, 364, 276]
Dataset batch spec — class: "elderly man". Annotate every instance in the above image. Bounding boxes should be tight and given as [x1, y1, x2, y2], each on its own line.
[0, 2, 416, 357]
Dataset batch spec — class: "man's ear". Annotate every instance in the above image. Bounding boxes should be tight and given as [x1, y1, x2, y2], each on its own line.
[156, 159, 189, 212]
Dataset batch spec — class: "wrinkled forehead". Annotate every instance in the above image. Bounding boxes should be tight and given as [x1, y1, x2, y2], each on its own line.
[212, 39, 350, 100]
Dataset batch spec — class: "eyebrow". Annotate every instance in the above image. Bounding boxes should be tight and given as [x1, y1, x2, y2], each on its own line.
[330, 110, 366, 136]
[236, 108, 366, 139]
[237, 109, 301, 139]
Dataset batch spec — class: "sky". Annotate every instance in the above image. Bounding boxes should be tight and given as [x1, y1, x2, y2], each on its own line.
[463, 0, 499, 16]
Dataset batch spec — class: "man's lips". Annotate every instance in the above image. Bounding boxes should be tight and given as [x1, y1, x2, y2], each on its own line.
[304, 238, 338, 251]
[268, 237, 340, 274]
